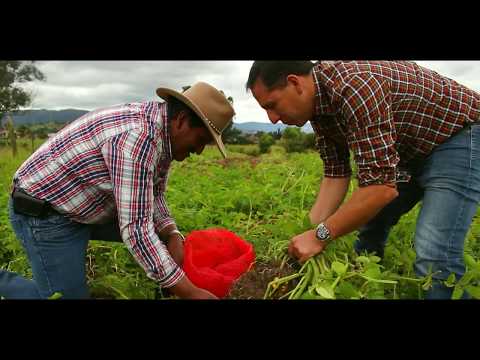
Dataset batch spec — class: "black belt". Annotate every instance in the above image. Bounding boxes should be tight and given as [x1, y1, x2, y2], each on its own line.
[11, 187, 57, 218]
[465, 121, 480, 129]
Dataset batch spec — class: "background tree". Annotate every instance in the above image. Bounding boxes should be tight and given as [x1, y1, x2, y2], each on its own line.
[303, 133, 317, 150]
[281, 127, 303, 153]
[280, 127, 316, 153]
[222, 124, 242, 144]
[16, 124, 29, 138]
[1, 61, 45, 156]
[5, 115, 17, 157]
[270, 129, 283, 140]
[259, 133, 275, 154]
[0, 61, 45, 121]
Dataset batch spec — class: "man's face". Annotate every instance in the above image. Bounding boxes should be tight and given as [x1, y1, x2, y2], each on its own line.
[170, 112, 214, 162]
[251, 76, 313, 127]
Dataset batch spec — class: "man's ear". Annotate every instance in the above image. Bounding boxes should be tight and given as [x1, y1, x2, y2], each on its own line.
[286, 74, 303, 94]
[172, 111, 190, 132]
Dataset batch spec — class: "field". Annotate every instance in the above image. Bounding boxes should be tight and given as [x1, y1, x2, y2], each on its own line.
[1, 140, 480, 299]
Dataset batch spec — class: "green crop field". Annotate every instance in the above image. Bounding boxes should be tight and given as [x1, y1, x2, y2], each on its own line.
[1, 141, 480, 299]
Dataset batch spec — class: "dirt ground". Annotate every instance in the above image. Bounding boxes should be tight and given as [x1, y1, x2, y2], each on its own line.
[226, 259, 299, 299]
[90, 259, 300, 300]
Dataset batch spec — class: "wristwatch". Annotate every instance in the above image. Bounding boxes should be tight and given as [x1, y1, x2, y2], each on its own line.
[315, 223, 331, 243]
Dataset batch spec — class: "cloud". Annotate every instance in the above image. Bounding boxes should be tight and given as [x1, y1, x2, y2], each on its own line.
[22, 61, 269, 123]
[416, 61, 480, 91]
[20, 61, 480, 123]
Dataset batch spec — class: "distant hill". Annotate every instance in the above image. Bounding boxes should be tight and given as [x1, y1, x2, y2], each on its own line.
[233, 121, 313, 134]
[1, 109, 90, 126]
[1, 109, 314, 134]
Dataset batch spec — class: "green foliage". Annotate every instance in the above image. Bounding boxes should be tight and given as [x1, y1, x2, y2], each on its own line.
[259, 133, 275, 154]
[222, 124, 254, 145]
[0, 61, 45, 120]
[16, 125, 30, 138]
[279, 127, 316, 153]
[227, 144, 260, 157]
[5, 116, 17, 157]
[270, 129, 283, 140]
[1, 142, 480, 300]
[48, 292, 63, 300]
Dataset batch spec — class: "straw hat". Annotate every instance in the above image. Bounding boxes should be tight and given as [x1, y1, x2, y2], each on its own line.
[156, 82, 235, 158]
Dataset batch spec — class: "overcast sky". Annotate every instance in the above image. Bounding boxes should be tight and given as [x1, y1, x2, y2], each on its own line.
[21, 61, 480, 123]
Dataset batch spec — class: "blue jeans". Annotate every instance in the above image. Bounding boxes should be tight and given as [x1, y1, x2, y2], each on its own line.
[355, 124, 480, 299]
[1, 200, 122, 299]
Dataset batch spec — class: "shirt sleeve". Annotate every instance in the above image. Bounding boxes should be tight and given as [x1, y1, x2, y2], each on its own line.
[152, 178, 176, 234]
[101, 128, 185, 288]
[313, 121, 352, 178]
[334, 72, 400, 187]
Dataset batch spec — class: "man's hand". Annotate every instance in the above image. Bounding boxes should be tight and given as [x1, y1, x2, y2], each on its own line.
[288, 230, 327, 263]
[167, 234, 184, 267]
[169, 276, 218, 300]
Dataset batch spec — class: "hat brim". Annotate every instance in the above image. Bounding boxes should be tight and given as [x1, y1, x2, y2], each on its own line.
[156, 87, 227, 158]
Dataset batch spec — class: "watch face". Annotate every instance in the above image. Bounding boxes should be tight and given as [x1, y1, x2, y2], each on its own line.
[316, 224, 330, 241]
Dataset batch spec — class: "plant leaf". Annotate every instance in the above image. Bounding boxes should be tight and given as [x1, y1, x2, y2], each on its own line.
[465, 285, 480, 299]
[331, 261, 348, 276]
[356, 256, 370, 265]
[48, 292, 63, 300]
[315, 285, 335, 299]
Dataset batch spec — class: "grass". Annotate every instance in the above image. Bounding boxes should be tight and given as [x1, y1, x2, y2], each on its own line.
[1, 141, 479, 299]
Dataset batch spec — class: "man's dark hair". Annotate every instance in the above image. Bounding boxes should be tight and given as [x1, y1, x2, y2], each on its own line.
[246, 61, 315, 91]
[167, 96, 205, 128]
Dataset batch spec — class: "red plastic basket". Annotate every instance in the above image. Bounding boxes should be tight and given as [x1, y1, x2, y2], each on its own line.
[183, 228, 255, 298]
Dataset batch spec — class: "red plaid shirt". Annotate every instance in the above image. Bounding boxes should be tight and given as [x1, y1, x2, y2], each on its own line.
[14, 101, 184, 288]
[311, 61, 480, 186]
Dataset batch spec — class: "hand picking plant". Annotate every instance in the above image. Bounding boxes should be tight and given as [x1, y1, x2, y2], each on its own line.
[264, 236, 480, 300]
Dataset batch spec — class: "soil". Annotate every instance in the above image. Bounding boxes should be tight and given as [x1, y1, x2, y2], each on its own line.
[226, 259, 299, 299]
[249, 158, 261, 168]
[89, 258, 300, 300]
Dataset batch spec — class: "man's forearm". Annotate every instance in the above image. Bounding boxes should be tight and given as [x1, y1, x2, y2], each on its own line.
[158, 223, 182, 243]
[324, 184, 398, 240]
[309, 176, 351, 225]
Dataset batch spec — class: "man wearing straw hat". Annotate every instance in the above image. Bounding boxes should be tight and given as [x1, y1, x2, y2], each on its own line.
[1, 82, 234, 299]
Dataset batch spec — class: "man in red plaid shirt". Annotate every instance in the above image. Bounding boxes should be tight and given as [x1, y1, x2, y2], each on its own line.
[1, 82, 234, 299]
[247, 61, 480, 299]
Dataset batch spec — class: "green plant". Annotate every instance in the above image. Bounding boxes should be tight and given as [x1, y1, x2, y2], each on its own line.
[279, 127, 316, 153]
[1, 142, 479, 299]
[259, 133, 275, 154]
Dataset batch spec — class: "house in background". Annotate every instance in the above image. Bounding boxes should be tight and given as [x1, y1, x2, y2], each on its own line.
[0, 128, 8, 139]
